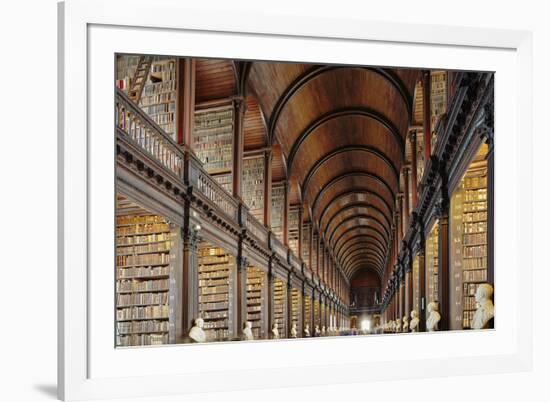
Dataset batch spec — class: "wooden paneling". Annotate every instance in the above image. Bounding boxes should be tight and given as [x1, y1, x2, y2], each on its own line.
[195, 59, 236, 102]
[243, 95, 267, 151]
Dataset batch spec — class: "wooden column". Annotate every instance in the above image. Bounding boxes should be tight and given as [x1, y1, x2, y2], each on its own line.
[405, 267, 412, 321]
[283, 181, 289, 245]
[263, 149, 272, 227]
[236, 254, 248, 339]
[397, 193, 405, 240]
[308, 223, 313, 270]
[181, 225, 200, 338]
[232, 98, 245, 198]
[176, 58, 196, 147]
[438, 212, 450, 331]
[422, 70, 432, 160]
[410, 130, 418, 208]
[403, 167, 411, 228]
[286, 278, 293, 339]
[418, 251, 426, 332]
[267, 259, 274, 336]
[297, 206, 303, 258]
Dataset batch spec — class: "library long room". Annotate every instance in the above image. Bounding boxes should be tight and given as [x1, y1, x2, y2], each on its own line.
[115, 56, 495, 346]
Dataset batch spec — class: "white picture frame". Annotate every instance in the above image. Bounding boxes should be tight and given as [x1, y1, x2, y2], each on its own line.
[58, 0, 533, 400]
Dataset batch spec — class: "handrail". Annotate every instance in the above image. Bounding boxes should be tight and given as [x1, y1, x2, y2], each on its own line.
[186, 155, 239, 221]
[115, 88, 184, 178]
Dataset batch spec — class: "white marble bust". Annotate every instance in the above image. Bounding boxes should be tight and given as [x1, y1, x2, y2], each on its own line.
[242, 321, 254, 341]
[409, 310, 420, 332]
[426, 302, 441, 332]
[314, 325, 321, 337]
[402, 315, 409, 332]
[189, 317, 206, 343]
[471, 283, 495, 330]
[290, 323, 298, 338]
[271, 321, 280, 339]
[321, 325, 326, 336]
[395, 317, 402, 333]
[304, 324, 311, 337]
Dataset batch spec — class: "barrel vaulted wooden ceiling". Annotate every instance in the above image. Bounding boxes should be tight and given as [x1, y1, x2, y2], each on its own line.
[195, 58, 421, 282]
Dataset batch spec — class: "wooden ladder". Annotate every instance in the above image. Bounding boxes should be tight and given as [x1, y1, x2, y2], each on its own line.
[128, 56, 153, 103]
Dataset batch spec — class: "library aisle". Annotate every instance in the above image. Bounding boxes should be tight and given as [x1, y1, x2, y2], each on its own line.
[114, 55, 495, 345]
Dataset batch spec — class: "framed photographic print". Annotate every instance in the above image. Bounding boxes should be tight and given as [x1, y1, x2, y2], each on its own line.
[58, 0, 533, 400]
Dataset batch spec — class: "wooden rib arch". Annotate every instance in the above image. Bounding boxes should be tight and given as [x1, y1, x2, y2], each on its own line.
[286, 107, 405, 176]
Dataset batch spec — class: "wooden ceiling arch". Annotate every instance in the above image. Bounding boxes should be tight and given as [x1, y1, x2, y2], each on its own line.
[337, 235, 388, 263]
[345, 258, 384, 278]
[312, 173, 395, 219]
[340, 243, 386, 267]
[342, 250, 385, 273]
[332, 225, 388, 259]
[340, 242, 386, 269]
[266, 65, 412, 143]
[286, 107, 405, 176]
[327, 215, 390, 247]
[321, 203, 391, 240]
[300, 145, 400, 199]
[244, 60, 420, 282]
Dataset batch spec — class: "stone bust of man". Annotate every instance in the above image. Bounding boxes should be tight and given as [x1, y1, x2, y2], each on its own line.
[314, 325, 321, 337]
[271, 321, 280, 339]
[471, 283, 495, 330]
[402, 315, 409, 332]
[304, 324, 311, 337]
[426, 302, 441, 332]
[395, 317, 402, 333]
[290, 323, 298, 338]
[189, 317, 206, 343]
[409, 310, 420, 332]
[242, 321, 254, 341]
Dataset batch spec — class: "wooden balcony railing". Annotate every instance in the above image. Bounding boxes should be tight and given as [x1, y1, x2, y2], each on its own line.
[241, 206, 268, 245]
[116, 88, 184, 178]
[185, 155, 239, 222]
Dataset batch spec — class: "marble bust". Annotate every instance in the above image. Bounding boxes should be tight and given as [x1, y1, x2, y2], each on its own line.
[409, 310, 420, 332]
[471, 283, 495, 330]
[290, 323, 298, 338]
[402, 315, 409, 332]
[314, 325, 321, 337]
[189, 317, 206, 343]
[321, 326, 326, 336]
[242, 321, 254, 341]
[271, 321, 280, 339]
[426, 302, 441, 332]
[395, 317, 402, 333]
[304, 324, 311, 337]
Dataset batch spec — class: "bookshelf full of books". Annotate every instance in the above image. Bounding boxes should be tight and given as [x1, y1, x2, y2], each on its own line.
[246, 266, 267, 339]
[139, 57, 177, 140]
[288, 207, 300, 256]
[272, 278, 287, 338]
[301, 223, 311, 268]
[304, 295, 312, 333]
[271, 182, 285, 241]
[116, 55, 140, 94]
[430, 71, 447, 151]
[450, 144, 489, 329]
[193, 105, 235, 192]
[115, 197, 177, 347]
[320, 302, 326, 328]
[290, 287, 302, 334]
[242, 155, 265, 223]
[426, 221, 439, 306]
[197, 241, 236, 341]
[412, 255, 421, 314]
[311, 233, 318, 273]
